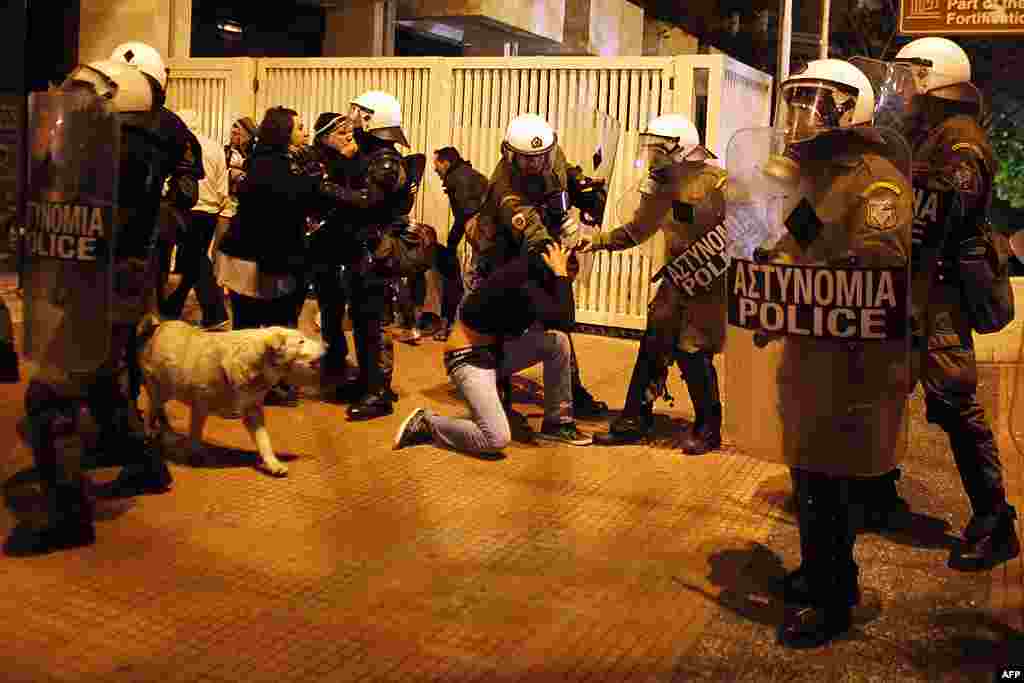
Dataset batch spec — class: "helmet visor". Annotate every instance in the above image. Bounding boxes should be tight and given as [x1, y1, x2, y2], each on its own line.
[848, 58, 920, 133]
[637, 133, 713, 166]
[62, 66, 118, 101]
[510, 148, 553, 176]
[349, 103, 373, 129]
[779, 81, 859, 143]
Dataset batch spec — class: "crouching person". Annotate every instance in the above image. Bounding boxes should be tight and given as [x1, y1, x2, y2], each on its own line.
[394, 243, 591, 454]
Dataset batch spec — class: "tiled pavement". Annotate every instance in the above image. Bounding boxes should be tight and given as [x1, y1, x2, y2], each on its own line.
[0, 278, 1021, 682]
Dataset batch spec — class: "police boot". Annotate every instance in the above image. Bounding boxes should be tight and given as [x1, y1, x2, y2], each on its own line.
[779, 470, 855, 648]
[593, 403, 655, 446]
[4, 479, 96, 557]
[347, 391, 395, 421]
[859, 468, 911, 531]
[951, 503, 1021, 571]
[97, 439, 173, 499]
[678, 352, 722, 455]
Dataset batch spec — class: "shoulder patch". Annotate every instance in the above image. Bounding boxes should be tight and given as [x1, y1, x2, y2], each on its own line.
[951, 160, 981, 195]
[864, 186, 900, 230]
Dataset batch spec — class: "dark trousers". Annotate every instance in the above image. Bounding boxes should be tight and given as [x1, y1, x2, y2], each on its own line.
[437, 246, 464, 323]
[791, 467, 859, 603]
[312, 265, 394, 393]
[229, 286, 305, 331]
[23, 324, 163, 494]
[162, 212, 228, 325]
[921, 343, 1007, 517]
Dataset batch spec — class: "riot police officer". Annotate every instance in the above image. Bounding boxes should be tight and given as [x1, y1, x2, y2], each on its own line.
[581, 114, 726, 454]
[475, 113, 608, 417]
[6, 42, 204, 556]
[321, 91, 419, 420]
[852, 38, 1019, 569]
[726, 59, 914, 646]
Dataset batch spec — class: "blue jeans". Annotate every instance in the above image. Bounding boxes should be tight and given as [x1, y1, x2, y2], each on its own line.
[426, 328, 573, 453]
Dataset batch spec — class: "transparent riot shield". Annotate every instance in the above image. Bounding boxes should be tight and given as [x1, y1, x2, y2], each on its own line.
[22, 90, 117, 374]
[559, 107, 620, 286]
[724, 126, 914, 476]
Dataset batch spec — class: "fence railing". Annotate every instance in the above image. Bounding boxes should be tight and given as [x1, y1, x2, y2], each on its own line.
[167, 55, 772, 330]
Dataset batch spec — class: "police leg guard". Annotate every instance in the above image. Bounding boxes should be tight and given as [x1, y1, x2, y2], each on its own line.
[779, 469, 856, 648]
[88, 373, 171, 498]
[347, 310, 395, 421]
[677, 351, 722, 455]
[592, 340, 662, 446]
[5, 382, 96, 557]
[568, 334, 608, 418]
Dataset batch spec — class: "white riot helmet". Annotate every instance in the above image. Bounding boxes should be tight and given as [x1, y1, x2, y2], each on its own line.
[778, 58, 876, 144]
[349, 90, 409, 147]
[109, 42, 168, 92]
[637, 113, 715, 174]
[61, 58, 156, 112]
[502, 114, 557, 176]
[895, 37, 970, 95]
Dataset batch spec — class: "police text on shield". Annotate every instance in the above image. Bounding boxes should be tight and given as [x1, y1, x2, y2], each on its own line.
[727, 259, 909, 341]
[24, 201, 108, 261]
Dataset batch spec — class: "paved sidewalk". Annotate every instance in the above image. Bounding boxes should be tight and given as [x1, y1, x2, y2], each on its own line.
[0, 283, 1020, 682]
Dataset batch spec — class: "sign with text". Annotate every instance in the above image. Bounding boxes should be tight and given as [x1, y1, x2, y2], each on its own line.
[900, 0, 1024, 35]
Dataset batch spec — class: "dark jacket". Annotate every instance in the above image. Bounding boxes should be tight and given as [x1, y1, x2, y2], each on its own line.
[218, 144, 322, 275]
[459, 255, 574, 337]
[307, 142, 363, 265]
[442, 159, 488, 250]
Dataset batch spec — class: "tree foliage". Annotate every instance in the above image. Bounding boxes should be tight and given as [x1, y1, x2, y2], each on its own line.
[991, 116, 1024, 209]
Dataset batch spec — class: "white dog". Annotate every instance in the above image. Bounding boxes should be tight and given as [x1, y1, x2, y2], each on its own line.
[137, 316, 326, 477]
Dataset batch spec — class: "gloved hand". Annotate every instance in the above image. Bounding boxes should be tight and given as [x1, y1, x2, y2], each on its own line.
[558, 212, 581, 251]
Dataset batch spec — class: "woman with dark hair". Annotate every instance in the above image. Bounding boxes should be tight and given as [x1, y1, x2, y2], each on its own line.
[216, 106, 331, 405]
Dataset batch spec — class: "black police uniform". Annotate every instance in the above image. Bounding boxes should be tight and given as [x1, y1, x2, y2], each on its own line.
[871, 113, 1020, 569]
[7, 99, 204, 556]
[322, 133, 416, 420]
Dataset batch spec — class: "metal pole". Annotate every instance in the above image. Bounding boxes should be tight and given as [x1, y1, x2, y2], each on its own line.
[777, 0, 793, 82]
[775, 0, 793, 121]
[819, 0, 831, 59]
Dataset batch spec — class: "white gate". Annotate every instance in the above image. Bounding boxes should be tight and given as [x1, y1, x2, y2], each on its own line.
[166, 54, 772, 330]
[166, 58, 256, 146]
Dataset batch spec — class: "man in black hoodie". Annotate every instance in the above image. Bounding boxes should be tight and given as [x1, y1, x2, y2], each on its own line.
[432, 146, 489, 340]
